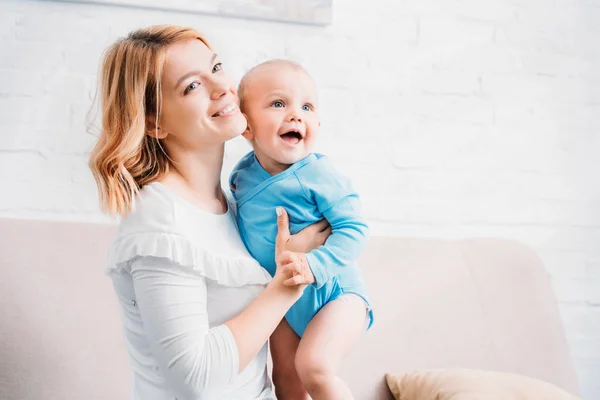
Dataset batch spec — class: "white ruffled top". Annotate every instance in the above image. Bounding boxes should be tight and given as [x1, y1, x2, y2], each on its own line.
[106, 182, 274, 400]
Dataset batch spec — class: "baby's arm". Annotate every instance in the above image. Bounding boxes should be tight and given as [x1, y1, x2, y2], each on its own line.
[296, 160, 369, 289]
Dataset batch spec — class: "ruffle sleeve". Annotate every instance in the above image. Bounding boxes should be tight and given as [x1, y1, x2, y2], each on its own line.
[106, 231, 271, 287]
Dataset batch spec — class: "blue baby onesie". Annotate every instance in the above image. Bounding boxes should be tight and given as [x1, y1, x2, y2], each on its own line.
[229, 151, 374, 337]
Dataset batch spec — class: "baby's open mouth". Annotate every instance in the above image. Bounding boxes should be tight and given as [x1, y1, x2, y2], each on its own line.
[279, 130, 303, 145]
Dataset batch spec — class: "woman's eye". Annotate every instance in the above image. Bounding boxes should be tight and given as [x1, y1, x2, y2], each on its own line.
[272, 101, 284, 108]
[212, 62, 222, 73]
[184, 81, 200, 95]
[302, 104, 313, 111]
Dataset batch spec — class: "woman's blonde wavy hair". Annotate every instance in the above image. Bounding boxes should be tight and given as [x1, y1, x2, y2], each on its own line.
[88, 25, 209, 217]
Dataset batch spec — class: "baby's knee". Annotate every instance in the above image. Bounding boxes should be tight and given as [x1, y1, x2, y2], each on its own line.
[295, 353, 333, 390]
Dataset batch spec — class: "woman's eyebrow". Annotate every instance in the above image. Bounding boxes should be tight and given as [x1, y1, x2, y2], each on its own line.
[175, 53, 218, 88]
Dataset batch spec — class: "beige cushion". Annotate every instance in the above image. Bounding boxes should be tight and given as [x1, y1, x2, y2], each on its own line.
[386, 369, 581, 400]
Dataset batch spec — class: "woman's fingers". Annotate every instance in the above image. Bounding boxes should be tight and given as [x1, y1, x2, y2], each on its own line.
[284, 275, 305, 286]
[303, 219, 330, 236]
[286, 218, 332, 253]
[281, 261, 301, 274]
[276, 251, 293, 266]
[280, 261, 308, 286]
[314, 218, 330, 232]
[317, 226, 332, 246]
[275, 207, 290, 256]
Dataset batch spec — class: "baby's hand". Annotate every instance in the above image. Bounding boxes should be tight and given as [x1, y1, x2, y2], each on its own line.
[278, 252, 315, 286]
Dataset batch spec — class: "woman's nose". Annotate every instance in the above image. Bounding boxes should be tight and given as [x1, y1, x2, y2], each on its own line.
[209, 76, 232, 100]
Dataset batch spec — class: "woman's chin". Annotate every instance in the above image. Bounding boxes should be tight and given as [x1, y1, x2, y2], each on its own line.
[221, 115, 248, 141]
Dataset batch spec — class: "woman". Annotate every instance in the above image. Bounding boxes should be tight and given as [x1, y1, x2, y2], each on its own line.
[89, 25, 330, 399]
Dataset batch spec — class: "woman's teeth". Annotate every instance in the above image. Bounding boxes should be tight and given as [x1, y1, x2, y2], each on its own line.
[215, 104, 236, 116]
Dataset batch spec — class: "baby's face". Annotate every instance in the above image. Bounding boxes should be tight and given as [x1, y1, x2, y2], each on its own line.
[242, 65, 319, 175]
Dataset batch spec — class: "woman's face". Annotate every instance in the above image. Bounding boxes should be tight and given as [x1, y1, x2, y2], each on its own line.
[157, 39, 246, 149]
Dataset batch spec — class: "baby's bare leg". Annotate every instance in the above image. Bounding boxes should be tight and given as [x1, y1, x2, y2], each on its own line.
[270, 318, 310, 400]
[295, 295, 367, 400]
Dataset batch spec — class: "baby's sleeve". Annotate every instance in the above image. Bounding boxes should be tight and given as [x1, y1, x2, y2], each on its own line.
[298, 158, 370, 289]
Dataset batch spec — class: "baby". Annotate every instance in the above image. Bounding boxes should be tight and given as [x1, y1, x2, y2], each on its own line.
[230, 60, 373, 400]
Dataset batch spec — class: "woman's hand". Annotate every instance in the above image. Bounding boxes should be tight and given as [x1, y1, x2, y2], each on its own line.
[271, 208, 315, 294]
[283, 210, 331, 254]
[280, 252, 315, 286]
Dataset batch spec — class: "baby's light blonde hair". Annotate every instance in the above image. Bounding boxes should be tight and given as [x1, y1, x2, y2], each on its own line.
[237, 59, 311, 113]
[88, 25, 210, 217]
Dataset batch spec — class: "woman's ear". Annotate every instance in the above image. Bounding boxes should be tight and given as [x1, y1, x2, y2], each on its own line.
[241, 113, 254, 140]
[146, 115, 168, 139]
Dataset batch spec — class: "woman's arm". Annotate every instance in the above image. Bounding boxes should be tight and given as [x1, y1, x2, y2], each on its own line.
[131, 257, 239, 399]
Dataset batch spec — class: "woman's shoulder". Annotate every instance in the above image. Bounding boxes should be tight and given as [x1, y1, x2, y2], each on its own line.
[106, 182, 271, 287]
[118, 182, 179, 235]
[106, 182, 185, 270]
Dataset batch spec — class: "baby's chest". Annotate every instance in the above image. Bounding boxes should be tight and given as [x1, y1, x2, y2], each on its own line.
[241, 180, 321, 226]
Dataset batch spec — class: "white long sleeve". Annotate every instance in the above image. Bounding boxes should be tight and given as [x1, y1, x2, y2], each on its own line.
[106, 182, 273, 400]
[130, 256, 239, 399]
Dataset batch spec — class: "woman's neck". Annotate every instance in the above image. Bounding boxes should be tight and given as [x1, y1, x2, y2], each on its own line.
[161, 144, 228, 214]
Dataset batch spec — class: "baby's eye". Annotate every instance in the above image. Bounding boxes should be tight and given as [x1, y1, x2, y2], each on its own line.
[184, 81, 200, 95]
[212, 62, 222, 73]
[272, 101, 284, 108]
[302, 104, 313, 111]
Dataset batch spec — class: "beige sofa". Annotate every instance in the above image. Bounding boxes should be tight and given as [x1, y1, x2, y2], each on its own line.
[0, 218, 580, 399]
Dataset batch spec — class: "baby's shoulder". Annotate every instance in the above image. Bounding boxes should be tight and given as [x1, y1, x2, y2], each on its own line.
[297, 153, 346, 181]
[230, 151, 256, 178]
[295, 154, 355, 197]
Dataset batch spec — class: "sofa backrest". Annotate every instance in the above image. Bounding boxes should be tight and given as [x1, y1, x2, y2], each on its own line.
[341, 236, 579, 399]
[0, 218, 579, 399]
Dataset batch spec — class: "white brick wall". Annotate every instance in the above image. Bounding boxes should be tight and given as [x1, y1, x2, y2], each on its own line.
[1, 0, 599, 397]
